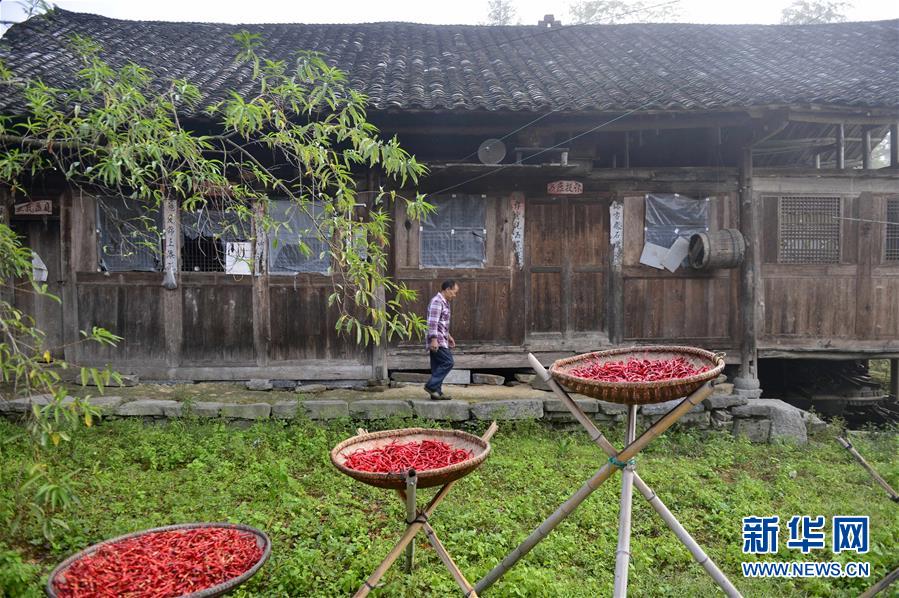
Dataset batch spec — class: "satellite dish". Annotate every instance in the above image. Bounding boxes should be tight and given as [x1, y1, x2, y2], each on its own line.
[477, 139, 506, 164]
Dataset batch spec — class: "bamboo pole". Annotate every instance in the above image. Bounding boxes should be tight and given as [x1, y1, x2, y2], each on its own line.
[860, 564, 899, 598]
[475, 381, 712, 593]
[421, 521, 479, 597]
[394, 487, 480, 596]
[837, 436, 899, 502]
[404, 470, 418, 573]
[354, 422, 498, 598]
[526, 353, 743, 598]
[613, 405, 638, 597]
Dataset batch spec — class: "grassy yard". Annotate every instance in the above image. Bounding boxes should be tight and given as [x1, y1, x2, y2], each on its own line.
[0, 417, 896, 597]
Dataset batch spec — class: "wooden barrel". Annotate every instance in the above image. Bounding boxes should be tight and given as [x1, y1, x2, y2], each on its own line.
[688, 229, 745, 269]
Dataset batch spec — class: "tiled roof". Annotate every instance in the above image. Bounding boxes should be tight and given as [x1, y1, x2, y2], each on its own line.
[1, 9, 897, 114]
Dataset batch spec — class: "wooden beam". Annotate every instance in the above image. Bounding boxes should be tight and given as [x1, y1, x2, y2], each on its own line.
[738, 146, 759, 381]
[783, 111, 899, 125]
[377, 112, 758, 136]
[836, 123, 845, 169]
[862, 127, 872, 169]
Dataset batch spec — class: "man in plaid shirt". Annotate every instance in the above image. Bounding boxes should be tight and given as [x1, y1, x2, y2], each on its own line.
[424, 280, 459, 400]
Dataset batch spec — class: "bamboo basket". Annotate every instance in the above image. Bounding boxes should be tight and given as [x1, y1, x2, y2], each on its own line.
[46, 522, 271, 598]
[550, 346, 725, 405]
[331, 428, 491, 489]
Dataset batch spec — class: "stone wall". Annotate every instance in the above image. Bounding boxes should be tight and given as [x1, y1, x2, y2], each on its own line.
[1, 392, 825, 444]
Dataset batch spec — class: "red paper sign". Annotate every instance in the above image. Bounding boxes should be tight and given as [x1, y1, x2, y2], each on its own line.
[547, 180, 583, 195]
[14, 200, 53, 215]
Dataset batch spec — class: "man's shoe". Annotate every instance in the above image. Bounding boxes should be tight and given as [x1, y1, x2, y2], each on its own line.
[424, 385, 443, 400]
[436, 391, 452, 401]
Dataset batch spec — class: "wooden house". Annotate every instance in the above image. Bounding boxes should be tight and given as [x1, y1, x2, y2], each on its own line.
[2, 10, 899, 395]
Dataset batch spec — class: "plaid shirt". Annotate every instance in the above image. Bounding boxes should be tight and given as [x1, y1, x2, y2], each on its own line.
[426, 292, 451, 349]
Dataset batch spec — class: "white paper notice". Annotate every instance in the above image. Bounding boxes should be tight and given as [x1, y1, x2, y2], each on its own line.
[225, 241, 253, 275]
[662, 236, 690, 272]
[639, 242, 667, 269]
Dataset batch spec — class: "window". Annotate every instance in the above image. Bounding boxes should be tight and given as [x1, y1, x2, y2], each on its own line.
[96, 197, 163, 272]
[778, 196, 841, 264]
[420, 194, 486, 268]
[886, 199, 899, 262]
[181, 205, 254, 272]
[267, 200, 330, 274]
[643, 193, 709, 249]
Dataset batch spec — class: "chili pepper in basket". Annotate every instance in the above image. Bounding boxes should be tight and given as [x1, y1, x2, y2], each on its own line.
[343, 439, 472, 473]
[570, 357, 709, 382]
[54, 527, 264, 598]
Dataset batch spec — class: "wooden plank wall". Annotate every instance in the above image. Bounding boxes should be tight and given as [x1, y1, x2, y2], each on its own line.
[66, 193, 369, 370]
[620, 193, 739, 344]
[393, 193, 519, 345]
[761, 192, 899, 343]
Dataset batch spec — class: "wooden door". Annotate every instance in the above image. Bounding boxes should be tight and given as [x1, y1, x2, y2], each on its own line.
[525, 198, 608, 341]
[11, 219, 65, 353]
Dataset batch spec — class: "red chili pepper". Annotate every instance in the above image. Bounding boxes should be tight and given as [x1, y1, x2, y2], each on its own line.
[343, 440, 472, 473]
[54, 528, 263, 598]
[571, 357, 709, 383]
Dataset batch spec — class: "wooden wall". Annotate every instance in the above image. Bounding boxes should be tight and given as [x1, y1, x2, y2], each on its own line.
[760, 191, 899, 350]
[620, 193, 740, 346]
[63, 192, 369, 377]
[392, 193, 521, 346]
[22, 174, 899, 379]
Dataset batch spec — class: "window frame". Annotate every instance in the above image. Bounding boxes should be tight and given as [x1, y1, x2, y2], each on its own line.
[419, 193, 488, 269]
[95, 196, 163, 273]
[266, 199, 332, 276]
[776, 195, 843, 265]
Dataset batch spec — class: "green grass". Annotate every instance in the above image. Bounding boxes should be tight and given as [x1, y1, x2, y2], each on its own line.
[0, 417, 896, 597]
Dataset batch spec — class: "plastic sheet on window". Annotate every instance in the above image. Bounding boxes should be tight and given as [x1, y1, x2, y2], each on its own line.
[181, 208, 249, 241]
[644, 193, 709, 250]
[421, 195, 487, 268]
[268, 200, 330, 274]
[97, 197, 162, 272]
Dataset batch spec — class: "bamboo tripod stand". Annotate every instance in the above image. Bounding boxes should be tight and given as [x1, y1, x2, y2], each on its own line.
[473, 354, 742, 597]
[353, 422, 498, 598]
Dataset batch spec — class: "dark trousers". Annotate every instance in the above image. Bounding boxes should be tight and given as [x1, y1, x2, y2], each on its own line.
[426, 347, 454, 393]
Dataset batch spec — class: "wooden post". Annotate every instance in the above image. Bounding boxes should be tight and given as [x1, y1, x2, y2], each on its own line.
[836, 123, 845, 169]
[891, 124, 899, 168]
[623, 132, 630, 169]
[59, 190, 80, 364]
[862, 127, 872, 169]
[162, 198, 183, 369]
[609, 199, 624, 345]
[891, 358, 899, 399]
[252, 200, 270, 367]
[738, 146, 759, 384]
